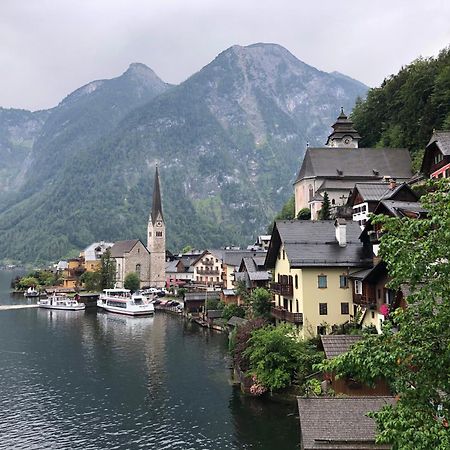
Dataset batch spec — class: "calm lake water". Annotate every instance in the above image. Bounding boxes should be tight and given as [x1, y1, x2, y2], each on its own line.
[0, 270, 299, 449]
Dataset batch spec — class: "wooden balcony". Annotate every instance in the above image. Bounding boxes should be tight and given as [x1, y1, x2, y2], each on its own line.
[197, 269, 220, 275]
[270, 282, 293, 297]
[271, 306, 303, 324]
[353, 294, 376, 307]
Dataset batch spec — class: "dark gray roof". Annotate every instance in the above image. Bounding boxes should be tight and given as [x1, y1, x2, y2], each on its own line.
[295, 148, 413, 183]
[266, 220, 372, 269]
[207, 309, 223, 319]
[227, 316, 248, 327]
[427, 131, 450, 156]
[317, 180, 359, 192]
[352, 182, 402, 202]
[241, 257, 271, 281]
[223, 250, 266, 266]
[321, 335, 363, 359]
[376, 200, 427, 218]
[298, 397, 395, 449]
[150, 166, 163, 223]
[110, 240, 142, 257]
[165, 260, 179, 273]
[184, 292, 220, 302]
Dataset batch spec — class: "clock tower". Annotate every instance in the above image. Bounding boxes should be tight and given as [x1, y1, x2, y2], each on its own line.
[325, 108, 361, 148]
[147, 166, 166, 288]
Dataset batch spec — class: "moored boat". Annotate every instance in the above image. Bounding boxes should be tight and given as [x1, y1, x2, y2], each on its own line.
[97, 288, 155, 316]
[38, 293, 85, 310]
[24, 287, 40, 298]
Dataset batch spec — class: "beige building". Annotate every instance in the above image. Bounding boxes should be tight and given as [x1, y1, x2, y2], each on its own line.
[192, 250, 224, 286]
[111, 239, 151, 288]
[265, 219, 372, 338]
[293, 110, 413, 219]
[80, 241, 113, 272]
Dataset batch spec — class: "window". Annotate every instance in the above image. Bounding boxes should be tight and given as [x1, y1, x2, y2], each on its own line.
[296, 299, 299, 312]
[371, 311, 375, 319]
[339, 275, 348, 288]
[434, 153, 443, 165]
[354, 280, 362, 295]
[317, 325, 327, 335]
[135, 264, 141, 278]
[319, 303, 328, 315]
[318, 275, 327, 288]
[308, 185, 313, 202]
[149, 232, 152, 237]
[341, 302, 349, 314]
[282, 250, 285, 260]
[331, 199, 335, 205]
[295, 275, 298, 289]
[156, 231, 163, 237]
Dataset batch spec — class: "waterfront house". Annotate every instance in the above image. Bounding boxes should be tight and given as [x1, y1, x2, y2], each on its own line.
[235, 255, 271, 291]
[183, 291, 220, 315]
[420, 130, 450, 179]
[265, 219, 373, 338]
[192, 250, 224, 286]
[80, 241, 113, 272]
[320, 335, 390, 396]
[297, 396, 395, 450]
[294, 110, 413, 219]
[222, 249, 267, 289]
[110, 239, 151, 289]
[166, 251, 202, 287]
[61, 258, 85, 289]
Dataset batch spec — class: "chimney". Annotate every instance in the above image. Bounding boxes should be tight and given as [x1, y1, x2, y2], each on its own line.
[334, 218, 347, 247]
[389, 178, 397, 190]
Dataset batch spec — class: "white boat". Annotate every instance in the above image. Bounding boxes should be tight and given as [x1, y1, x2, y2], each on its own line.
[97, 288, 155, 316]
[38, 293, 85, 310]
[24, 287, 40, 298]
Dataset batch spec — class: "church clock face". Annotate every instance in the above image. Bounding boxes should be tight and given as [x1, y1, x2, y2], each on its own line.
[343, 137, 352, 145]
[156, 221, 162, 227]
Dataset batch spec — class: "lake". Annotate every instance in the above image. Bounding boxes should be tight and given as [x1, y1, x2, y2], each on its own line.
[0, 270, 299, 449]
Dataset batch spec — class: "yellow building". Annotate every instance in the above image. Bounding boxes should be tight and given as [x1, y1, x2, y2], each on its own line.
[265, 219, 373, 338]
[80, 241, 114, 272]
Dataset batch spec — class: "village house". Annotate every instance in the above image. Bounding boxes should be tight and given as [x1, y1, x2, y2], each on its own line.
[234, 255, 271, 291]
[293, 109, 413, 219]
[221, 249, 267, 289]
[165, 251, 202, 287]
[61, 257, 85, 289]
[421, 130, 450, 179]
[297, 396, 395, 450]
[192, 249, 224, 286]
[265, 219, 373, 338]
[80, 241, 113, 272]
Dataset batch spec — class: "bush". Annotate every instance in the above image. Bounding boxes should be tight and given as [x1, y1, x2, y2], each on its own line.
[222, 303, 245, 321]
[124, 272, 140, 292]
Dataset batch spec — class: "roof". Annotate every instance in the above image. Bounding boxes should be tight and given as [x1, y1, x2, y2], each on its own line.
[265, 220, 372, 269]
[83, 241, 114, 261]
[191, 249, 225, 266]
[326, 109, 362, 145]
[348, 182, 417, 205]
[316, 179, 360, 192]
[150, 166, 164, 223]
[227, 316, 248, 327]
[240, 257, 271, 281]
[321, 335, 363, 359]
[222, 249, 267, 266]
[110, 240, 141, 257]
[375, 200, 427, 218]
[420, 130, 450, 175]
[222, 289, 236, 296]
[207, 309, 223, 319]
[295, 148, 413, 183]
[298, 397, 395, 450]
[184, 292, 220, 302]
[165, 260, 179, 273]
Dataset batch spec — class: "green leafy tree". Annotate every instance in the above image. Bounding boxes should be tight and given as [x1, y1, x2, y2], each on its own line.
[244, 324, 315, 391]
[80, 271, 101, 291]
[323, 179, 450, 449]
[297, 207, 311, 220]
[221, 303, 246, 321]
[100, 249, 115, 289]
[267, 194, 296, 233]
[124, 272, 140, 292]
[250, 287, 272, 319]
[318, 192, 330, 220]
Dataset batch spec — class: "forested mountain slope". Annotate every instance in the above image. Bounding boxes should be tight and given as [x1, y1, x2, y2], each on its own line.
[0, 43, 367, 263]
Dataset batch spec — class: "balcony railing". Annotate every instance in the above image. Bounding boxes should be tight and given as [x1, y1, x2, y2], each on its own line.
[271, 307, 303, 324]
[353, 294, 376, 306]
[197, 269, 220, 275]
[270, 282, 293, 297]
[202, 260, 214, 266]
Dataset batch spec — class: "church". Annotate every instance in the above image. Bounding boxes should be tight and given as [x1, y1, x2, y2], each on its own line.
[110, 166, 166, 288]
[294, 109, 414, 219]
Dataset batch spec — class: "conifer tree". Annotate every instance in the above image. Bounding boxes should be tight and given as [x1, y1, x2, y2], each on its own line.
[318, 192, 330, 220]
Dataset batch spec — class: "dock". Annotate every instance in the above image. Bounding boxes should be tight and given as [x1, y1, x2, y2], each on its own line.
[0, 304, 39, 311]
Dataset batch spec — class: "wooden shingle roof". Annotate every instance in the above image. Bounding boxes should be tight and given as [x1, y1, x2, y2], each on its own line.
[298, 397, 395, 449]
[321, 335, 363, 359]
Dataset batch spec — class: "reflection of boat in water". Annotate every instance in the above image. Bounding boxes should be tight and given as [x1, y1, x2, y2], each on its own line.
[24, 287, 40, 298]
[97, 289, 154, 316]
[38, 293, 85, 310]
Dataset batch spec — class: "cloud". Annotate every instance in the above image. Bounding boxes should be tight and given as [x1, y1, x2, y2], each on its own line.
[0, 0, 449, 110]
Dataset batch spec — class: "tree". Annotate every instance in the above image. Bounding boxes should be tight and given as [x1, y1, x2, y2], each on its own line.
[124, 272, 140, 292]
[323, 179, 450, 449]
[80, 271, 101, 291]
[221, 303, 246, 321]
[318, 192, 330, 220]
[243, 324, 313, 391]
[250, 287, 272, 319]
[100, 249, 115, 289]
[297, 207, 311, 220]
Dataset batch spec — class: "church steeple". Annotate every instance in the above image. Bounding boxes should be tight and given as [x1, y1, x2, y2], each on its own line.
[150, 165, 163, 224]
[325, 108, 361, 148]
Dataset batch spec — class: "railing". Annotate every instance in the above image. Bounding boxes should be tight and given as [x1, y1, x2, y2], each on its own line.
[197, 269, 220, 275]
[271, 307, 303, 324]
[202, 260, 214, 266]
[353, 294, 376, 306]
[270, 282, 293, 297]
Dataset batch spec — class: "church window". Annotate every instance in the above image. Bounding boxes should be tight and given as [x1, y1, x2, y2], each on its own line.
[308, 185, 313, 202]
[156, 231, 163, 237]
[136, 264, 141, 278]
[331, 199, 335, 205]
[149, 232, 152, 237]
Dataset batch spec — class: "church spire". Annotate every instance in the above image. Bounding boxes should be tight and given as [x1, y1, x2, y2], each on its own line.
[325, 108, 361, 148]
[151, 166, 163, 224]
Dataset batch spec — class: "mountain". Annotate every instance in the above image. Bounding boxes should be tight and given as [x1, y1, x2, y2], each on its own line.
[0, 43, 368, 263]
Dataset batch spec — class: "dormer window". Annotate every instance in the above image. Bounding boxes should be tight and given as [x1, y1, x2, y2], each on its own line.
[434, 153, 443, 165]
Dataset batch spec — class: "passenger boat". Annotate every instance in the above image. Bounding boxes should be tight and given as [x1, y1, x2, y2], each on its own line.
[38, 293, 85, 310]
[97, 289, 155, 316]
[24, 287, 40, 298]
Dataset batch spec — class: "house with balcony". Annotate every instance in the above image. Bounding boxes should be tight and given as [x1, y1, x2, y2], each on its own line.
[265, 219, 372, 338]
[222, 249, 267, 289]
[61, 258, 85, 289]
[235, 255, 271, 291]
[80, 241, 114, 272]
[420, 130, 450, 179]
[192, 250, 224, 286]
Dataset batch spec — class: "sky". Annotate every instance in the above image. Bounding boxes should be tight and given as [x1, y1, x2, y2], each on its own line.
[1, 0, 449, 111]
